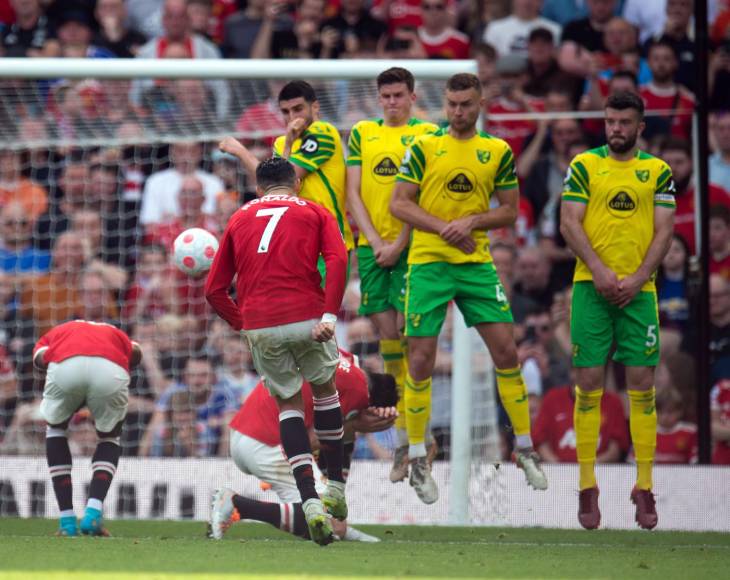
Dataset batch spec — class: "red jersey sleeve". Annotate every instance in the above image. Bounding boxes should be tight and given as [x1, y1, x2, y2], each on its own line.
[318, 206, 348, 316]
[205, 218, 243, 331]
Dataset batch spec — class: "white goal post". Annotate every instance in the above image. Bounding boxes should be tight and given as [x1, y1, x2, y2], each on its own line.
[0, 57, 490, 525]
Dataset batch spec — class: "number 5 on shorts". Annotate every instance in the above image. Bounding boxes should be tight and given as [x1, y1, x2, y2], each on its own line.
[256, 207, 289, 253]
[645, 324, 657, 347]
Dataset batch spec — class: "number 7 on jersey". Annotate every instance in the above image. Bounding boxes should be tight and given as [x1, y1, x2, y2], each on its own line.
[256, 207, 289, 253]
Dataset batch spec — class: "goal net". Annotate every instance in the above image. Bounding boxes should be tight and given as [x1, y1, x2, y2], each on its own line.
[0, 60, 719, 532]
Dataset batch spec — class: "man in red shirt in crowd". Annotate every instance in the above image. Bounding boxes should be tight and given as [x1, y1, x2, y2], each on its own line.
[533, 384, 629, 463]
[208, 350, 397, 543]
[711, 379, 730, 464]
[205, 157, 348, 546]
[33, 320, 142, 537]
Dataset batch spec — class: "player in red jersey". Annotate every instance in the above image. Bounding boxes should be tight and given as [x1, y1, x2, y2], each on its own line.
[32, 320, 142, 537]
[204, 157, 349, 546]
[209, 350, 397, 543]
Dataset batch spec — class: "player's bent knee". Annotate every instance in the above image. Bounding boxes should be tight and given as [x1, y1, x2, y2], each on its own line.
[575, 367, 604, 390]
[96, 419, 124, 441]
[46, 423, 69, 438]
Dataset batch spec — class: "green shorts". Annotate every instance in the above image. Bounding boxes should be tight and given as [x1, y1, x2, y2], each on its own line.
[404, 261, 513, 337]
[357, 245, 408, 315]
[571, 281, 660, 368]
[317, 252, 351, 289]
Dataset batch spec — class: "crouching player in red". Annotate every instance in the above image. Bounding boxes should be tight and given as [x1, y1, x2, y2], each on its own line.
[208, 350, 397, 543]
[33, 320, 142, 537]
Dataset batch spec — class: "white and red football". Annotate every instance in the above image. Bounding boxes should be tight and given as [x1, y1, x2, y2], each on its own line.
[173, 227, 219, 277]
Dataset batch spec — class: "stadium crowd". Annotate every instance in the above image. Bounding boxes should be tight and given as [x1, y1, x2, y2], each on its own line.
[0, 0, 729, 470]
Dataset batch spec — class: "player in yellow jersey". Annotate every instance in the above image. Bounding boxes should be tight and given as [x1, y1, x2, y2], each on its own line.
[346, 67, 438, 484]
[220, 80, 353, 251]
[390, 73, 548, 504]
[560, 92, 676, 531]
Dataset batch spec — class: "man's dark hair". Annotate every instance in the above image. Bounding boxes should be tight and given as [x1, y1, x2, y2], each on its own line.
[255, 157, 297, 191]
[446, 72, 481, 94]
[605, 90, 645, 118]
[471, 42, 497, 62]
[377, 67, 415, 92]
[710, 204, 730, 226]
[659, 136, 691, 158]
[609, 70, 638, 89]
[278, 80, 317, 103]
[528, 27, 554, 44]
[646, 39, 679, 61]
[367, 372, 398, 407]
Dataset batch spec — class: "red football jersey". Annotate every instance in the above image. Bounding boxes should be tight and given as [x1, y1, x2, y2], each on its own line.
[673, 185, 730, 254]
[711, 380, 730, 465]
[532, 386, 630, 462]
[639, 84, 695, 141]
[653, 422, 697, 464]
[205, 193, 348, 331]
[33, 320, 134, 372]
[229, 351, 370, 446]
[418, 28, 470, 60]
[485, 97, 545, 158]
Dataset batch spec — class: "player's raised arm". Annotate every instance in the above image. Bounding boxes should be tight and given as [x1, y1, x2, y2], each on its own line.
[204, 224, 244, 331]
[219, 136, 260, 184]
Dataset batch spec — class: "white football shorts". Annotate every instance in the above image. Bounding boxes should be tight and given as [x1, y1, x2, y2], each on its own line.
[40, 356, 130, 433]
[242, 319, 339, 400]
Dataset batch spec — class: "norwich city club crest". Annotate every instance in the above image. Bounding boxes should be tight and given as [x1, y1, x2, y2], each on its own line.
[401, 135, 415, 146]
[477, 149, 491, 164]
[635, 169, 650, 183]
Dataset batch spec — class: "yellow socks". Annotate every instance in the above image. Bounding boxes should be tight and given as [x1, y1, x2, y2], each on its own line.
[574, 386, 603, 490]
[495, 367, 532, 448]
[628, 387, 656, 491]
[380, 339, 406, 433]
[404, 372, 431, 457]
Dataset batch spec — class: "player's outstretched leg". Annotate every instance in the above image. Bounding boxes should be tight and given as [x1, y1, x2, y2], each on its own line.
[46, 424, 77, 537]
[80, 427, 122, 536]
[312, 389, 348, 521]
[496, 367, 548, 490]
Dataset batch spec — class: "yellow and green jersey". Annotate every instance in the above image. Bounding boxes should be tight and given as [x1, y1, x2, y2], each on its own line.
[562, 145, 676, 292]
[347, 117, 438, 246]
[396, 128, 518, 265]
[274, 120, 354, 249]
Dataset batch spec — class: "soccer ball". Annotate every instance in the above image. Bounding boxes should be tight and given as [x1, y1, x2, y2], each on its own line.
[173, 228, 219, 277]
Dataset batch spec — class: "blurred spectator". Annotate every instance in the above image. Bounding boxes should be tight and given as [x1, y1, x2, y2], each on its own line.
[371, 0, 424, 33]
[139, 141, 224, 226]
[122, 244, 176, 323]
[520, 308, 571, 391]
[710, 45, 730, 114]
[623, 0, 665, 44]
[593, 17, 651, 85]
[221, 0, 268, 58]
[126, 0, 165, 40]
[523, 27, 565, 98]
[234, 80, 287, 146]
[0, 149, 48, 220]
[158, 390, 202, 457]
[533, 384, 629, 462]
[710, 205, 730, 280]
[513, 246, 564, 310]
[0, 343, 16, 443]
[56, 9, 115, 58]
[210, 149, 243, 206]
[711, 378, 730, 464]
[141, 355, 236, 457]
[345, 316, 378, 361]
[651, 386, 697, 463]
[491, 241, 539, 323]
[93, 0, 146, 58]
[320, 0, 387, 59]
[709, 274, 730, 384]
[353, 429, 396, 459]
[473, 42, 498, 97]
[144, 174, 219, 247]
[542, 0, 593, 26]
[187, 0, 213, 39]
[0, 0, 60, 57]
[0, 397, 44, 454]
[16, 117, 53, 189]
[74, 269, 120, 325]
[376, 22, 426, 59]
[167, 79, 219, 132]
[484, 53, 544, 157]
[640, 40, 694, 142]
[251, 0, 340, 59]
[416, 0, 470, 60]
[213, 332, 258, 406]
[130, 0, 230, 120]
[643, 0, 695, 91]
[657, 234, 691, 334]
[483, 0, 561, 57]
[710, 112, 730, 190]
[0, 202, 51, 277]
[559, 0, 616, 77]
[659, 137, 730, 254]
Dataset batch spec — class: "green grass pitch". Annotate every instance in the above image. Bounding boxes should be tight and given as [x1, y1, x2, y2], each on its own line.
[1, 518, 728, 579]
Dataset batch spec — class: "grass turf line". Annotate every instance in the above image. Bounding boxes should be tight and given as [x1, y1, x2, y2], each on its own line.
[1, 518, 728, 579]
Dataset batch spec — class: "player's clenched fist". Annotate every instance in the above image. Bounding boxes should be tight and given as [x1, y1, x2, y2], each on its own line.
[219, 136, 245, 156]
[311, 321, 335, 342]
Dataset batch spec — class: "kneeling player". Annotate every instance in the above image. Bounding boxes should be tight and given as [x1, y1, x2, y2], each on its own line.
[33, 320, 142, 536]
[209, 350, 397, 542]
